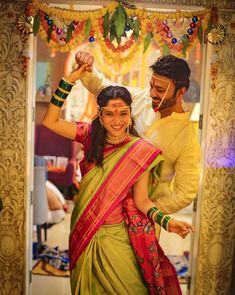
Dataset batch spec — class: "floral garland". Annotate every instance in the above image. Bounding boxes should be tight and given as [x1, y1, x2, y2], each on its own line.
[18, 0, 212, 63]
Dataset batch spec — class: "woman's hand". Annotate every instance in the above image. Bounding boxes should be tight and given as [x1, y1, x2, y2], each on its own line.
[168, 219, 194, 239]
[64, 64, 89, 84]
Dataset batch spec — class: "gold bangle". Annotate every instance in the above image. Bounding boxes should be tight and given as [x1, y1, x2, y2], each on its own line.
[57, 86, 70, 94]
[53, 93, 66, 102]
[152, 209, 161, 222]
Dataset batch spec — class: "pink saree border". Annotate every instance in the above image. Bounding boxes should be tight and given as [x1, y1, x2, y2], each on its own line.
[69, 139, 161, 270]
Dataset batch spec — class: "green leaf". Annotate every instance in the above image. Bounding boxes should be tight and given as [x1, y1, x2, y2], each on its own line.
[197, 25, 203, 43]
[84, 18, 91, 40]
[33, 12, 40, 35]
[162, 43, 171, 56]
[181, 35, 189, 56]
[126, 15, 130, 27]
[103, 10, 109, 38]
[133, 19, 140, 41]
[66, 22, 74, 43]
[47, 24, 53, 43]
[110, 23, 116, 42]
[110, 9, 118, 26]
[129, 17, 134, 30]
[114, 6, 126, 39]
[143, 32, 153, 53]
[116, 35, 121, 45]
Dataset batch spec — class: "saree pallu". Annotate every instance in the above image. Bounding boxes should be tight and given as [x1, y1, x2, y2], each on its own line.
[124, 195, 182, 295]
[69, 138, 180, 294]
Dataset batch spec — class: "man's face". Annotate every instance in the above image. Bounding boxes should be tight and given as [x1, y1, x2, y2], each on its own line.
[150, 74, 178, 114]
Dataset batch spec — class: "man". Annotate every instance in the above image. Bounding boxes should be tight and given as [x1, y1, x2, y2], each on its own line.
[75, 52, 200, 215]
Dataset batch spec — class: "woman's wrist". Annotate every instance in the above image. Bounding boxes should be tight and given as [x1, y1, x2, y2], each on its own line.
[50, 78, 74, 108]
[62, 76, 76, 85]
[147, 206, 172, 231]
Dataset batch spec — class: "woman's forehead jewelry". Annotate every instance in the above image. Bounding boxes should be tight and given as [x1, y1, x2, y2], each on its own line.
[92, 106, 130, 120]
[102, 106, 130, 114]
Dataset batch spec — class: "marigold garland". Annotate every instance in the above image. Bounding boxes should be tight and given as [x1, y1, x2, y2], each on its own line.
[23, 0, 212, 63]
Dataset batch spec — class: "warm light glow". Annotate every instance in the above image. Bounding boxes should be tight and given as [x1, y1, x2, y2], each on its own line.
[190, 102, 200, 121]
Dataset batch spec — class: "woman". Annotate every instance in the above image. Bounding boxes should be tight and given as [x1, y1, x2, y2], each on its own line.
[43, 64, 193, 295]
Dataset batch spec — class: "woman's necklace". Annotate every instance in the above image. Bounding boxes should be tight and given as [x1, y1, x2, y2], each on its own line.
[105, 133, 129, 145]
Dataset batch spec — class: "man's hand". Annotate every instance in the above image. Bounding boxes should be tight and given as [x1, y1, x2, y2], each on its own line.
[75, 51, 94, 73]
[168, 219, 194, 239]
[64, 64, 89, 84]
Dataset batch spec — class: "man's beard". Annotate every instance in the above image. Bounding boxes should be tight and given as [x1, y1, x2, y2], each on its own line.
[152, 96, 177, 112]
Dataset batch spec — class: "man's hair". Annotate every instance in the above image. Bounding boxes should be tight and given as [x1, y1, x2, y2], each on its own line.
[150, 55, 191, 91]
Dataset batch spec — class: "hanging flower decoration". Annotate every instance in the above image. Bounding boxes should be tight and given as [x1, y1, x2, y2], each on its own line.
[207, 24, 226, 45]
[17, 2, 34, 35]
[19, 0, 212, 64]
[207, 7, 226, 45]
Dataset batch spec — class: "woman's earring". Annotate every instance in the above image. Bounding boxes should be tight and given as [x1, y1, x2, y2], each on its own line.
[127, 117, 132, 136]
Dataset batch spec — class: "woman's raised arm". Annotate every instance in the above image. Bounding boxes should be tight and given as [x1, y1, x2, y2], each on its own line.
[43, 64, 88, 140]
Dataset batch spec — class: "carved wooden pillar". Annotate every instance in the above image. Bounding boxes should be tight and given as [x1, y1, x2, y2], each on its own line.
[0, 1, 28, 294]
[194, 7, 235, 295]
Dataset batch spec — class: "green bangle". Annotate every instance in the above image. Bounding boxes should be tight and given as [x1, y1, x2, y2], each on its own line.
[59, 78, 74, 92]
[147, 207, 157, 219]
[156, 211, 164, 225]
[51, 96, 64, 107]
[55, 88, 68, 99]
[148, 207, 171, 231]
[162, 215, 171, 230]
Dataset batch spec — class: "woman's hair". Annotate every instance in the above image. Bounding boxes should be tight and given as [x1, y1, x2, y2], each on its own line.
[86, 86, 139, 166]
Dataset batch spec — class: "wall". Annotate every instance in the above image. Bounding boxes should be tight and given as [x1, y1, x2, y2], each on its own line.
[0, 1, 234, 294]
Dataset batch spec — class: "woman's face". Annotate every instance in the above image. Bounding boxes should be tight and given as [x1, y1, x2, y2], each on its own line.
[100, 98, 131, 138]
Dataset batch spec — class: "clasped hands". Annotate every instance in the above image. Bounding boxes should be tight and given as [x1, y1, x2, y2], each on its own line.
[64, 51, 94, 83]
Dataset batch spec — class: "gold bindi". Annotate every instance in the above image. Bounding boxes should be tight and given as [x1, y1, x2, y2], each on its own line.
[101, 106, 130, 115]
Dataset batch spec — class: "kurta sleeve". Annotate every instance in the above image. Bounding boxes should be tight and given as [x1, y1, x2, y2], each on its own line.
[80, 67, 113, 95]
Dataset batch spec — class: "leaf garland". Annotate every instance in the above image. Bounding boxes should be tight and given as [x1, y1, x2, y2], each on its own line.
[115, 4, 126, 41]
[143, 32, 153, 53]
[181, 35, 189, 57]
[163, 43, 171, 56]
[103, 10, 109, 38]
[104, 2, 140, 46]
[27, 0, 212, 61]
[197, 25, 203, 43]
[47, 24, 53, 43]
[84, 18, 91, 39]
[33, 12, 40, 35]
[133, 19, 140, 41]
[66, 22, 74, 42]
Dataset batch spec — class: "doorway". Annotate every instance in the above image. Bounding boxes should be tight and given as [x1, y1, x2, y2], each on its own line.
[29, 2, 207, 295]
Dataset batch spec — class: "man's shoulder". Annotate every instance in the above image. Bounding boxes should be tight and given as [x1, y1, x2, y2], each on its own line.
[137, 137, 162, 153]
